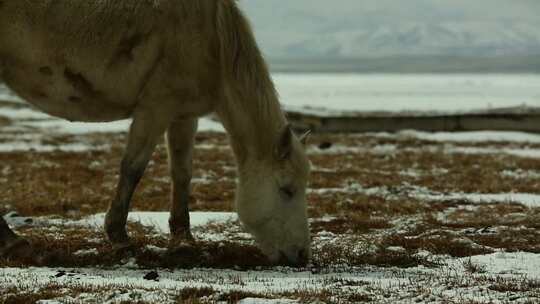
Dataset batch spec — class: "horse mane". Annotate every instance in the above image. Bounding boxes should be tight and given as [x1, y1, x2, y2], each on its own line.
[215, 0, 286, 152]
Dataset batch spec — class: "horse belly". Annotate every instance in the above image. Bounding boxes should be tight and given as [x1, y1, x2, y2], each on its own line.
[2, 61, 137, 122]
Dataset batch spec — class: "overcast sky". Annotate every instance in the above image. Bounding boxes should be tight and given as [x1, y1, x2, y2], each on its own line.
[238, 0, 540, 58]
[240, 0, 540, 25]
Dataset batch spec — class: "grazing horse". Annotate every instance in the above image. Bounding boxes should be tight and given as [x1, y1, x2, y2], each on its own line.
[0, 0, 311, 265]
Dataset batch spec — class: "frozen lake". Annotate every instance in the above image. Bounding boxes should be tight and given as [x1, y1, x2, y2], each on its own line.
[272, 73, 540, 114]
[2, 73, 540, 115]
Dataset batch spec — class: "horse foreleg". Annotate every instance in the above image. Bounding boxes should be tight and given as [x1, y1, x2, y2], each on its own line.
[0, 215, 32, 258]
[166, 118, 198, 247]
[104, 110, 169, 250]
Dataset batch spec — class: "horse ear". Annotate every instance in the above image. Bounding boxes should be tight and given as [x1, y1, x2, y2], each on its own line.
[275, 124, 293, 160]
[299, 130, 311, 146]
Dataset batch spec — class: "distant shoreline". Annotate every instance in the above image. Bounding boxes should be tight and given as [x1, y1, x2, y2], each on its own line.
[268, 55, 540, 74]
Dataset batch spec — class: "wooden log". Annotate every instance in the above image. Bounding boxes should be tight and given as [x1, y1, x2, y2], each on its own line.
[286, 106, 540, 133]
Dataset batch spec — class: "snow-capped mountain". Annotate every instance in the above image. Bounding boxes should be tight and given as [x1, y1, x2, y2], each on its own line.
[239, 0, 540, 58]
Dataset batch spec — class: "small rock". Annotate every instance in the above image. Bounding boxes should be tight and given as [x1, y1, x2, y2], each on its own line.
[318, 142, 333, 150]
[55, 270, 66, 278]
[143, 271, 159, 281]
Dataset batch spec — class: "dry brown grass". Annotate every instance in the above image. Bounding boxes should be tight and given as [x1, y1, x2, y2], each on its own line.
[309, 150, 540, 194]
[2, 129, 539, 219]
[471, 228, 540, 253]
[462, 258, 487, 274]
[0, 283, 116, 304]
[174, 287, 216, 303]
[486, 277, 540, 294]
[0, 223, 272, 269]
[0, 132, 236, 217]
[1, 287, 60, 304]
[2, 122, 540, 302]
[2, 129, 539, 268]
[311, 214, 391, 234]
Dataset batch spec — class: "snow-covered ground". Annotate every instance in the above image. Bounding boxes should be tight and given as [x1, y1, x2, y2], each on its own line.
[1, 251, 538, 303]
[2, 209, 539, 303]
[1, 75, 540, 303]
[273, 73, 540, 115]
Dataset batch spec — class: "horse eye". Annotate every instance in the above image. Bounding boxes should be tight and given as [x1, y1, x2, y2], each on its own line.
[280, 185, 296, 199]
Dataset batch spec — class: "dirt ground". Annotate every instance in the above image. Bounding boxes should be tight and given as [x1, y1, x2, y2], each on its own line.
[1, 98, 540, 303]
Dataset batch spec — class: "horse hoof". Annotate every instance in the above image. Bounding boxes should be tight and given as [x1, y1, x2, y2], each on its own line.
[105, 227, 130, 245]
[0, 238, 33, 259]
[167, 243, 196, 255]
[113, 241, 135, 251]
[168, 234, 196, 253]
[112, 242, 138, 257]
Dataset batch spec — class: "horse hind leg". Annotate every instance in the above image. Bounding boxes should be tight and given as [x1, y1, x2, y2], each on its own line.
[104, 109, 170, 250]
[166, 118, 198, 248]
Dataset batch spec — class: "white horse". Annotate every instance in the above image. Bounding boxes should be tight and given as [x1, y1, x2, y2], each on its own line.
[0, 0, 311, 265]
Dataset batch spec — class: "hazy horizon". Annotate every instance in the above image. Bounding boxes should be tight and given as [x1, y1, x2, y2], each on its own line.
[239, 0, 540, 61]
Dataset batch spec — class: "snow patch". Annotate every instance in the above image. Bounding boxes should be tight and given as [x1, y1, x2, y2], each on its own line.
[395, 130, 540, 144]
[239, 299, 297, 304]
[76, 212, 237, 233]
[0, 141, 109, 152]
[501, 169, 540, 179]
[455, 252, 540, 277]
[417, 192, 540, 208]
[312, 182, 540, 208]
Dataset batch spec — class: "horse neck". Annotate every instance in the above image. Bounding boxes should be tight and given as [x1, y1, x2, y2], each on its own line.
[217, 78, 287, 165]
[214, 0, 287, 165]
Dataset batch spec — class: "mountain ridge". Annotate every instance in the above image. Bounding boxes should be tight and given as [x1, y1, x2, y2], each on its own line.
[239, 0, 540, 59]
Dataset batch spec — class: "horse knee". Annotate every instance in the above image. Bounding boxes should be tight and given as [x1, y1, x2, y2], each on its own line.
[120, 158, 147, 185]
